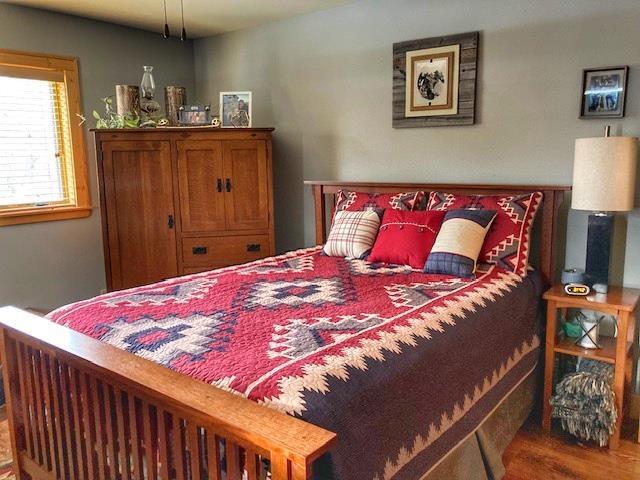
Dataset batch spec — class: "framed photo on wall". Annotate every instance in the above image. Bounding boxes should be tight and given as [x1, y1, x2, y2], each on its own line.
[580, 66, 629, 119]
[220, 91, 252, 127]
[393, 31, 478, 128]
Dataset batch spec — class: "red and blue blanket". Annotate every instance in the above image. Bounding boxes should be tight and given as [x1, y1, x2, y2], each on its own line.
[49, 247, 542, 479]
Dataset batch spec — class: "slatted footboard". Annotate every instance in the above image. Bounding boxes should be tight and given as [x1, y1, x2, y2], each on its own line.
[0, 307, 336, 480]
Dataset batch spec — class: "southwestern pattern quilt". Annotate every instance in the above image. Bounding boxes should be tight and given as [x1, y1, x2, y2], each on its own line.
[48, 247, 543, 480]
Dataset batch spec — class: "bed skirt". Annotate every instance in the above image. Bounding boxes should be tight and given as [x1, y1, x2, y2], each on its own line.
[421, 367, 538, 480]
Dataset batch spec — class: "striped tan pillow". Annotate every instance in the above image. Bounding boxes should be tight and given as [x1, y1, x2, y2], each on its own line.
[323, 210, 381, 259]
[424, 209, 497, 277]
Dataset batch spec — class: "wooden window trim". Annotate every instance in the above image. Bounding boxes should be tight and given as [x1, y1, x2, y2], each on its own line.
[0, 49, 91, 227]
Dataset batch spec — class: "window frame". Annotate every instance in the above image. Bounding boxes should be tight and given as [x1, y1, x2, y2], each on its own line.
[0, 49, 91, 227]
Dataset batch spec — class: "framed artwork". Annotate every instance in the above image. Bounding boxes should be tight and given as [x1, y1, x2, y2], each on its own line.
[220, 91, 252, 127]
[393, 31, 478, 128]
[580, 66, 629, 119]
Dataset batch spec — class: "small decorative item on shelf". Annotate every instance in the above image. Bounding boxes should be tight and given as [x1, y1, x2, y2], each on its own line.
[220, 91, 252, 127]
[550, 359, 617, 447]
[575, 311, 603, 349]
[211, 116, 221, 127]
[564, 283, 590, 296]
[164, 86, 186, 126]
[562, 314, 582, 338]
[561, 268, 590, 296]
[178, 105, 211, 126]
[92, 96, 141, 129]
[140, 65, 161, 121]
[115, 85, 140, 117]
[561, 267, 586, 285]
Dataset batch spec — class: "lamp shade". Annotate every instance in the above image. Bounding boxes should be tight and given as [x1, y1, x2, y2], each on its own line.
[572, 136, 638, 212]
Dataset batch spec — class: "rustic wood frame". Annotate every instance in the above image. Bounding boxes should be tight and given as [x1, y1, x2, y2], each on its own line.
[393, 31, 479, 128]
[0, 180, 569, 480]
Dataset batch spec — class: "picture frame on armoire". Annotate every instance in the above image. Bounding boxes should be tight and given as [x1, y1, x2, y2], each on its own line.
[580, 66, 629, 119]
[393, 31, 479, 128]
[220, 91, 252, 127]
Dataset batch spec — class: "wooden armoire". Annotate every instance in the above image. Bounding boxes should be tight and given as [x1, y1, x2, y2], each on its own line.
[94, 128, 275, 291]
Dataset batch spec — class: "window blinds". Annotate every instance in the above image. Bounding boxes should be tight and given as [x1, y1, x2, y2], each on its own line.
[0, 75, 75, 209]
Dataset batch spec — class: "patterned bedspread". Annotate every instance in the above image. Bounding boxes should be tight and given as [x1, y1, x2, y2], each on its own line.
[49, 247, 543, 480]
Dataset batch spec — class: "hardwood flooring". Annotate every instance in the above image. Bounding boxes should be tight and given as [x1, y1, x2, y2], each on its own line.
[0, 415, 637, 479]
[503, 419, 640, 480]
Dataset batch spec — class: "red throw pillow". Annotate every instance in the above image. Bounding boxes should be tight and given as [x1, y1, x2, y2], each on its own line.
[368, 210, 446, 269]
[427, 191, 543, 276]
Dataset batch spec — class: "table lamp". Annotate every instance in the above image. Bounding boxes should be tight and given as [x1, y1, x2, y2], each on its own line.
[572, 127, 638, 292]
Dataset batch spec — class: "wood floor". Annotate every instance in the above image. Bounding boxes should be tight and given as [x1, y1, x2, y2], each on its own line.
[0, 415, 637, 479]
[503, 418, 640, 480]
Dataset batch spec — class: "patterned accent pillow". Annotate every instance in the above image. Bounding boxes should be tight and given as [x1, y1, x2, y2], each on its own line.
[335, 190, 427, 213]
[368, 210, 446, 269]
[323, 210, 381, 259]
[427, 191, 544, 276]
[424, 209, 497, 277]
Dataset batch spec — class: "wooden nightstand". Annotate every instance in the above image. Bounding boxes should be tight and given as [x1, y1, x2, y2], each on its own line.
[542, 285, 640, 448]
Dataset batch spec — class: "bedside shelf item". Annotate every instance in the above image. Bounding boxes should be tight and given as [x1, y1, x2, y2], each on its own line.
[542, 285, 640, 449]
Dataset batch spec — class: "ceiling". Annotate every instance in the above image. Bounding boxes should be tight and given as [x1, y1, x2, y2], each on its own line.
[4, 0, 353, 38]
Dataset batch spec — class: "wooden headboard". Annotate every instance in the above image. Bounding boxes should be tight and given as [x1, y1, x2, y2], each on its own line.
[305, 181, 571, 284]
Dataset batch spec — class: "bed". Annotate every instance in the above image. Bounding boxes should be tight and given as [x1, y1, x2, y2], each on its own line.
[0, 181, 570, 480]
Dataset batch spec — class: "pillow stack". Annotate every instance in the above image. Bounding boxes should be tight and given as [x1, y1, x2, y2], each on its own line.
[322, 189, 543, 278]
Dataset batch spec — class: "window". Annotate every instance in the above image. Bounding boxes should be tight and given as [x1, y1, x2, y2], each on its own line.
[0, 49, 90, 226]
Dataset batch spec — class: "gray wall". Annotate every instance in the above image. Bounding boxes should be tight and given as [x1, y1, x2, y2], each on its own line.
[3, 0, 640, 312]
[0, 3, 195, 310]
[194, 0, 640, 287]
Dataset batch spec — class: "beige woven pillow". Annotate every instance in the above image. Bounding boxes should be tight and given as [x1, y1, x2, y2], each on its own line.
[323, 210, 381, 259]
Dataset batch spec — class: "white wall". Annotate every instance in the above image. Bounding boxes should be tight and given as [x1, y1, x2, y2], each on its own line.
[194, 0, 640, 286]
[0, 4, 195, 310]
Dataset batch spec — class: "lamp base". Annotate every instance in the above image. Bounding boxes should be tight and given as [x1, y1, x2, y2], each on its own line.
[585, 213, 614, 288]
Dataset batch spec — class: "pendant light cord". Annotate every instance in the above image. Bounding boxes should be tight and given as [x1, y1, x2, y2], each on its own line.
[163, 0, 170, 38]
[180, 0, 187, 41]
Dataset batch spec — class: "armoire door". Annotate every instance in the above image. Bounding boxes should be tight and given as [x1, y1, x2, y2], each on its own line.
[222, 140, 270, 230]
[176, 140, 226, 232]
[101, 140, 178, 290]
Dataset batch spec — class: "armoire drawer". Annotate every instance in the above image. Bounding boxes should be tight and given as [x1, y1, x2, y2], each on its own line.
[182, 265, 215, 275]
[182, 235, 270, 266]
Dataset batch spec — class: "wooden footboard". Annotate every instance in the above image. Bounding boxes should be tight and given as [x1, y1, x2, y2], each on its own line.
[0, 307, 336, 480]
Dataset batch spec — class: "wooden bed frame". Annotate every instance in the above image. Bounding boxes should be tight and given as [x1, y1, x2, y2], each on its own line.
[0, 181, 570, 480]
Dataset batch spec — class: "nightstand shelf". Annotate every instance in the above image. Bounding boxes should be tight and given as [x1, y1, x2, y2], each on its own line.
[553, 336, 633, 364]
[542, 285, 640, 449]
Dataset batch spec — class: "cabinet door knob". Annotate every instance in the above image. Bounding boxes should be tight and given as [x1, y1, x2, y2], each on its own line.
[226, 178, 232, 192]
[247, 244, 261, 252]
[192, 246, 208, 255]
[217, 178, 223, 192]
[167, 214, 175, 229]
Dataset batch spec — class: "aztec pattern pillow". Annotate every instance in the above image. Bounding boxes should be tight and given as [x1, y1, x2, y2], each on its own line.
[427, 191, 543, 276]
[368, 210, 446, 269]
[335, 189, 427, 213]
[323, 210, 381, 259]
[424, 209, 497, 277]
